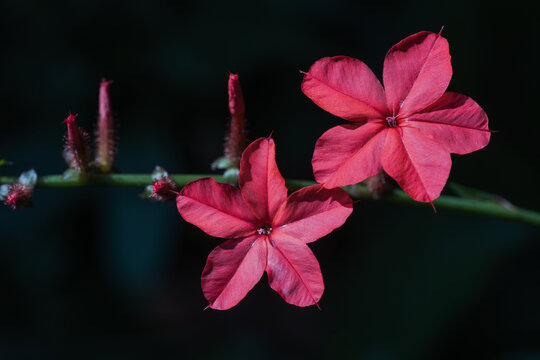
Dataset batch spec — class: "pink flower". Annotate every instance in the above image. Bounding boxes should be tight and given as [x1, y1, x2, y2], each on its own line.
[302, 31, 491, 203]
[177, 138, 353, 310]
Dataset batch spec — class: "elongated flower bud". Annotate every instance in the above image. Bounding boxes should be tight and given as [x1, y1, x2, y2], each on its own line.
[63, 113, 91, 175]
[228, 73, 245, 118]
[96, 79, 116, 172]
[224, 73, 246, 168]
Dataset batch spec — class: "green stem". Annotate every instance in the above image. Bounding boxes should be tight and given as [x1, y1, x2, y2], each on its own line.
[1, 174, 539, 228]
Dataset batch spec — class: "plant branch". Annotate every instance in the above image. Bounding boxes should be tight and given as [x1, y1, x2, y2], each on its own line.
[1, 174, 539, 228]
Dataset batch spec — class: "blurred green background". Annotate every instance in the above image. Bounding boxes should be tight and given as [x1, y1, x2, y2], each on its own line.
[0, 0, 539, 359]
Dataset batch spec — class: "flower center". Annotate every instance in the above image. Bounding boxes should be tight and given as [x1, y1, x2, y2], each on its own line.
[257, 224, 273, 235]
[386, 116, 398, 128]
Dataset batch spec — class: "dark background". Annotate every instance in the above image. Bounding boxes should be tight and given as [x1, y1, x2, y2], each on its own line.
[1, 0, 539, 359]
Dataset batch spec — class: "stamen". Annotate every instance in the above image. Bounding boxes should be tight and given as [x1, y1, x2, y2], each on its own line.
[257, 225, 273, 235]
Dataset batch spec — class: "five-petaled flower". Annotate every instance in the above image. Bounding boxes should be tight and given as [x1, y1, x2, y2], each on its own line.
[302, 30, 491, 203]
[176, 137, 353, 310]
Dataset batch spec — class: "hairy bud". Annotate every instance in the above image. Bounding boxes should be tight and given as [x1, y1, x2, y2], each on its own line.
[95, 79, 116, 172]
[224, 73, 247, 168]
[63, 113, 91, 175]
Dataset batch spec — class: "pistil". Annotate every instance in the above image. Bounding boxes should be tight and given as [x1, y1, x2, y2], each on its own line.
[257, 224, 273, 235]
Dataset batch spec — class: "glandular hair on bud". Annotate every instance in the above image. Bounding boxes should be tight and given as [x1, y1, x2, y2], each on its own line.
[96, 79, 116, 173]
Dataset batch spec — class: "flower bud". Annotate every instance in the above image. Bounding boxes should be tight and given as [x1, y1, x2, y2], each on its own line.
[63, 113, 91, 175]
[224, 73, 247, 168]
[96, 79, 116, 172]
[228, 73, 245, 118]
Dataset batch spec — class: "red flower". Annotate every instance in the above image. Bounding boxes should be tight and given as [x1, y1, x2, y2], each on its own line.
[177, 138, 353, 310]
[302, 31, 491, 203]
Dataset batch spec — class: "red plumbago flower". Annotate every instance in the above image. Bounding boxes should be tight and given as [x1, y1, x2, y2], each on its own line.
[177, 137, 353, 310]
[302, 30, 491, 203]
[224, 73, 247, 168]
[63, 113, 91, 175]
[96, 79, 116, 172]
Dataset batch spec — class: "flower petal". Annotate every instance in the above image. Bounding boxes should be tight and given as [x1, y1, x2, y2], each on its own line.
[383, 31, 452, 116]
[405, 92, 490, 154]
[239, 138, 288, 223]
[266, 234, 324, 307]
[312, 122, 388, 188]
[302, 56, 388, 121]
[382, 128, 451, 202]
[202, 235, 267, 310]
[273, 185, 353, 243]
[177, 177, 258, 239]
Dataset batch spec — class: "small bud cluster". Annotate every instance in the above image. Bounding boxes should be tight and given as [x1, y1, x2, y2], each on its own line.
[1, 169, 37, 210]
[4, 184, 33, 210]
[142, 166, 178, 202]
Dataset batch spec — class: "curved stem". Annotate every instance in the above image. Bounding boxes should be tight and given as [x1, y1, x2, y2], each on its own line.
[1, 174, 539, 228]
